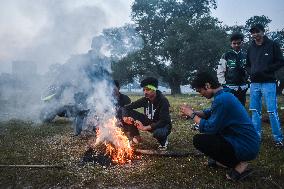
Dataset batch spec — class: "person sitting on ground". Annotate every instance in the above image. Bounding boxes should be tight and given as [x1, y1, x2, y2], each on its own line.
[180, 71, 260, 181]
[122, 77, 172, 150]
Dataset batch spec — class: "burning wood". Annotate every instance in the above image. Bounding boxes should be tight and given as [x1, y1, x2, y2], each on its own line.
[83, 117, 136, 166]
[81, 117, 199, 166]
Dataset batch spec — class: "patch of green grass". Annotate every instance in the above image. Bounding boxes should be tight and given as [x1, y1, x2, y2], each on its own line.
[0, 95, 284, 188]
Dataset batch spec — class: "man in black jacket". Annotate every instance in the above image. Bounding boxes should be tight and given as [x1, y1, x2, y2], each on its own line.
[246, 23, 284, 148]
[217, 32, 248, 106]
[122, 77, 172, 150]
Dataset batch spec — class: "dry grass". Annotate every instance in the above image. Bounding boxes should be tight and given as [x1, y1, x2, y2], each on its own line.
[0, 95, 284, 188]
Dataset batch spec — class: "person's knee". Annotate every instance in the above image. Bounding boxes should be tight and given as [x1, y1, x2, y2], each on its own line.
[267, 111, 277, 117]
[250, 109, 261, 116]
[153, 128, 168, 138]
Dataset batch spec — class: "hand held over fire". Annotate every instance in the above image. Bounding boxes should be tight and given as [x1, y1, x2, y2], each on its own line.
[122, 117, 149, 131]
[180, 103, 194, 118]
[123, 117, 134, 125]
[134, 120, 144, 130]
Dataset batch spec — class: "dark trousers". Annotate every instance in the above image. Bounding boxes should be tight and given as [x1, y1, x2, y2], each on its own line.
[223, 86, 247, 106]
[232, 88, 247, 106]
[193, 134, 240, 168]
[123, 109, 171, 146]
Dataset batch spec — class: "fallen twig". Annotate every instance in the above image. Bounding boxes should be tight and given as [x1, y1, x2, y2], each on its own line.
[134, 149, 203, 157]
[0, 164, 63, 169]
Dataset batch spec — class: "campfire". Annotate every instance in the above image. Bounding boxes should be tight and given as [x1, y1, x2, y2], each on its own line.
[84, 117, 136, 166]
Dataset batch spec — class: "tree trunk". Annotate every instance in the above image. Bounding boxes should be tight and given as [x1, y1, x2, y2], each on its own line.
[169, 80, 181, 95]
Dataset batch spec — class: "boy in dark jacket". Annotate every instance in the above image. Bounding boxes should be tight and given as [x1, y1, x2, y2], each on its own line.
[217, 32, 248, 105]
[122, 77, 172, 150]
[246, 24, 284, 147]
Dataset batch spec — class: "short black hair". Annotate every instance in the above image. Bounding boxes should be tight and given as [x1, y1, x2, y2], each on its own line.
[114, 80, 120, 89]
[190, 71, 221, 89]
[230, 32, 244, 42]
[140, 77, 158, 88]
[250, 24, 265, 33]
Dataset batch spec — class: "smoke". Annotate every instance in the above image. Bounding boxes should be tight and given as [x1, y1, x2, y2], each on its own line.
[0, 0, 135, 123]
[0, 0, 133, 73]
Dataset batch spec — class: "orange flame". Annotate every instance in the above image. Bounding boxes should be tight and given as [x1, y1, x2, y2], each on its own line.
[95, 117, 134, 164]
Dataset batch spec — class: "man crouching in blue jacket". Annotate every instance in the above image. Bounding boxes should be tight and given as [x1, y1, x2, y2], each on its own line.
[180, 71, 260, 182]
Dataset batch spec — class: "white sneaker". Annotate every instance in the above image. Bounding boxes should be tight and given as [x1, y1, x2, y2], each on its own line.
[158, 139, 168, 150]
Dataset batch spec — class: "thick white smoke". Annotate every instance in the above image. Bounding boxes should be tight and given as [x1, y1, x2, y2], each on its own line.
[0, 0, 134, 123]
[0, 0, 133, 73]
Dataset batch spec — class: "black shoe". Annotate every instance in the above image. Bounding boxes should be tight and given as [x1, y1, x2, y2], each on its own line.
[226, 168, 254, 182]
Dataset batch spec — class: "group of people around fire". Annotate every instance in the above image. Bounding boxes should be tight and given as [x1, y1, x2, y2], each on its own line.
[77, 24, 283, 182]
[115, 24, 284, 182]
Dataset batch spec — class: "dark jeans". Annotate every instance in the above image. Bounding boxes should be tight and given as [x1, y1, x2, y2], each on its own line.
[231, 87, 247, 106]
[123, 109, 171, 146]
[223, 86, 247, 106]
[193, 134, 240, 168]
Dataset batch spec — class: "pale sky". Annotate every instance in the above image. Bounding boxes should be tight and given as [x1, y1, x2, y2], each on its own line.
[212, 0, 284, 31]
[0, 0, 283, 74]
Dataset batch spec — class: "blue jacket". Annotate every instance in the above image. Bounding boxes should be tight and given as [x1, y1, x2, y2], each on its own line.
[199, 89, 260, 161]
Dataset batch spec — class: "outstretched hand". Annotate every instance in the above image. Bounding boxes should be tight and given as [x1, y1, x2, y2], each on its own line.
[123, 117, 150, 131]
[123, 117, 134, 125]
[180, 103, 194, 118]
[134, 120, 144, 130]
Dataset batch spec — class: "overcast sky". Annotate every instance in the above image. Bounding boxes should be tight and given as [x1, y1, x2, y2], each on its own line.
[0, 0, 283, 74]
[212, 0, 284, 30]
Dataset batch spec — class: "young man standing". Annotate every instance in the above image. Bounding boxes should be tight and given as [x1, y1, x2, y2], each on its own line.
[122, 77, 172, 150]
[217, 32, 248, 106]
[180, 71, 260, 181]
[246, 24, 284, 147]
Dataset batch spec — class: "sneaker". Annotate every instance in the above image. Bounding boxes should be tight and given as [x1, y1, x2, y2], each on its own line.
[158, 139, 168, 150]
[274, 141, 284, 149]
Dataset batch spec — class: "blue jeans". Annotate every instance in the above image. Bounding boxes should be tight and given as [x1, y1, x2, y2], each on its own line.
[249, 83, 283, 142]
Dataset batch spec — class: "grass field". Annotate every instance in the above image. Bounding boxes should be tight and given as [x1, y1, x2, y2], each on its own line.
[0, 94, 284, 188]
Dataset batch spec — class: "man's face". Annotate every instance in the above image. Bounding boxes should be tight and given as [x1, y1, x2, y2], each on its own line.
[196, 84, 213, 99]
[250, 29, 264, 41]
[231, 39, 242, 52]
[143, 87, 156, 99]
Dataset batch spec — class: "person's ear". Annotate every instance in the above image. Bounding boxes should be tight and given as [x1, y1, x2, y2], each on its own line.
[205, 83, 211, 90]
